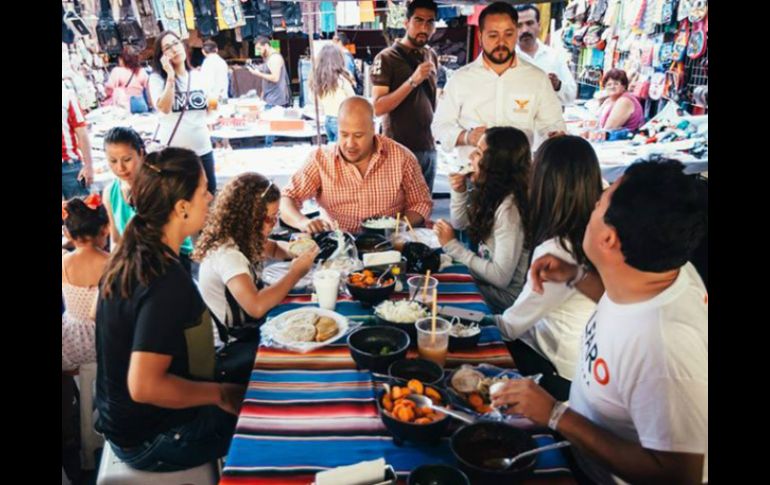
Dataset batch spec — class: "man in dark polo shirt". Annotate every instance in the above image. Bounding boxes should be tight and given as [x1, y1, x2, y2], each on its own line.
[371, 0, 439, 193]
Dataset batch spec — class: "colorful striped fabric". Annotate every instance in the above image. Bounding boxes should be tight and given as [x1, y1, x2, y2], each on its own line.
[221, 266, 574, 484]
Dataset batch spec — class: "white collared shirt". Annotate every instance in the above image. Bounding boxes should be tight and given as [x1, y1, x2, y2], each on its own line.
[201, 53, 229, 100]
[432, 54, 566, 164]
[516, 40, 577, 106]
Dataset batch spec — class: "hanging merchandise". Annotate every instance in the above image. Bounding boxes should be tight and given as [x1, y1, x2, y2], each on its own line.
[337, 1, 361, 27]
[585, 24, 606, 50]
[215, 0, 246, 31]
[240, 0, 272, 40]
[359, 1, 375, 23]
[192, 0, 219, 37]
[63, 5, 76, 44]
[587, 0, 609, 24]
[184, 0, 196, 31]
[387, 0, 406, 28]
[135, 0, 161, 38]
[687, 14, 706, 59]
[96, 0, 123, 56]
[117, 0, 147, 50]
[320, 1, 336, 34]
[688, 0, 707, 22]
[437, 6, 459, 21]
[631, 0, 647, 32]
[301, 1, 319, 37]
[152, 0, 190, 39]
[282, 1, 302, 28]
[677, 0, 690, 22]
[649, 71, 666, 100]
[671, 19, 690, 62]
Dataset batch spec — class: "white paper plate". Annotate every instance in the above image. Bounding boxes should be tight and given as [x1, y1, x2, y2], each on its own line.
[264, 307, 350, 353]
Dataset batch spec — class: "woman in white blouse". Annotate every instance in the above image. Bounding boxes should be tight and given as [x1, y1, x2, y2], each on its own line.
[495, 135, 603, 400]
[434, 126, 531, 314]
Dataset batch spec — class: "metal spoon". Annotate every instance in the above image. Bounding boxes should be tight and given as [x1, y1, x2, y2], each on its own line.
[482, 441, 571, 470]
[375, 265, 395, 286]
[405, 394, 476, 424]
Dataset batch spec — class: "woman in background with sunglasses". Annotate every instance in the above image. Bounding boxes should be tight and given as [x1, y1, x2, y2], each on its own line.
[194, 174, 318, 381]
[150, 30, 218, 194]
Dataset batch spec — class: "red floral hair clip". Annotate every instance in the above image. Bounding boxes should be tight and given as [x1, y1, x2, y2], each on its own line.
[84, 193, 102, 210]
[62, 201, 69, 221]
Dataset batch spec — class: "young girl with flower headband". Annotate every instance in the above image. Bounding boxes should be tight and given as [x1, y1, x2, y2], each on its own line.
[194, 174, 318, 382]
[62, 193, 109, 371]
[102, 126, 195, 272]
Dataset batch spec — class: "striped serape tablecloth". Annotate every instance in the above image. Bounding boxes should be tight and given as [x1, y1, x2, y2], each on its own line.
[221, 265, 574, 484]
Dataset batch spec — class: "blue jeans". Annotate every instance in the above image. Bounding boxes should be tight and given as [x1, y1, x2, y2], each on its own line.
[413, 150, 437, 194]
[109, 406, 237, 472]
[325, 116, 338, 143]
[62, 160, 89, 199]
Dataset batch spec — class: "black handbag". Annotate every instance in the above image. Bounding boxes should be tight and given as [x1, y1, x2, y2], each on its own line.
[96, 0, 122, 56]
[210, 269, 266, 384]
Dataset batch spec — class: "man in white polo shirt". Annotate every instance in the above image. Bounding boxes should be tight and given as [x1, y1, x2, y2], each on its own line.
[431, 1, 565, 166]
[490, 160, 708, 484]
[514, 4, 576, 106]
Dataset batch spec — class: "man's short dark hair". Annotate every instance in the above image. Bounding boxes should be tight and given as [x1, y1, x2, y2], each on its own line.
[407, 0, 439, 19]
[515, 4, 541, 23]
[335, 31, 349, 45]
[479, 1, 519, 30]
[255, 36, 271, 47]
[202, 40, 218, 54]
[605, 160, 708, 273]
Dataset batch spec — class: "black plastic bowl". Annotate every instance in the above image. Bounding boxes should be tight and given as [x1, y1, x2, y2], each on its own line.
[346, 270, 396, 307]
[450, 422, 537, 485]
[376, 378, 451, 445]
[408, 464, 470, 485]
[388, 358, 444, 386]
[311, 231, 355, 261]
[448, 326, 482, 351]
[354, 232, 393, 257]
[347, 326, 409, 373]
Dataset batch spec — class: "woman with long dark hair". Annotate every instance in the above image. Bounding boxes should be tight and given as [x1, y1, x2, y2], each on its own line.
[105, 45, 151, 112]
[434, 126, 531, 313]
[149, 30, 218, 194]
[494, 135, 602, 399]
[95, 147, 242, 472]
[310, 44, 355, 142]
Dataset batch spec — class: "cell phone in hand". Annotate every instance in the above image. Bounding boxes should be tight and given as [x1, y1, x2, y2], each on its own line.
[78, 176, 88, 188]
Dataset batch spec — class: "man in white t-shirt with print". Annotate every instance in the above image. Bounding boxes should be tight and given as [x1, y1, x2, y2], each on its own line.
[491, 160, 708, 484]
[431, 1, 565, 167]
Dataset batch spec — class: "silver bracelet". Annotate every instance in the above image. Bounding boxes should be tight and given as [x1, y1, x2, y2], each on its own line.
[548, 400, 569, 431]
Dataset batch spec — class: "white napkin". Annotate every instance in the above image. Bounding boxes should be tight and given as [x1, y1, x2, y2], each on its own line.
[315, 458, 386, 485]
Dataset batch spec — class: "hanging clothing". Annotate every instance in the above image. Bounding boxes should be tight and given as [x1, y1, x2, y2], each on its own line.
[337, 1, 361, 27]
[151, 0, 189, 39]
[386, 0, 406, 29]
[282, 1, 302, 28]
[184, 0, 196, 31]
[301, 1, 320, 36]
[359, 1, 375, 23]
[215, 0, 246, 31]
[240, 0, 273, 40]
[135, 0, 161, 37]
[192, 0, 219, 37]
[320, 1, 336, 33]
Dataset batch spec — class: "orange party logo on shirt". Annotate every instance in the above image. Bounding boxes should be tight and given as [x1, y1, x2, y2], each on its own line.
[513, 99, 530, 113]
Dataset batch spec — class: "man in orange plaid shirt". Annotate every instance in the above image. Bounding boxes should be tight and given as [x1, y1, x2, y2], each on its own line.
[280, 97, 433, 233]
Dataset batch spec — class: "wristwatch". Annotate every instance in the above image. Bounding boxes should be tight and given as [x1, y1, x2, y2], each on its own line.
[408, 78, 418, 88]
